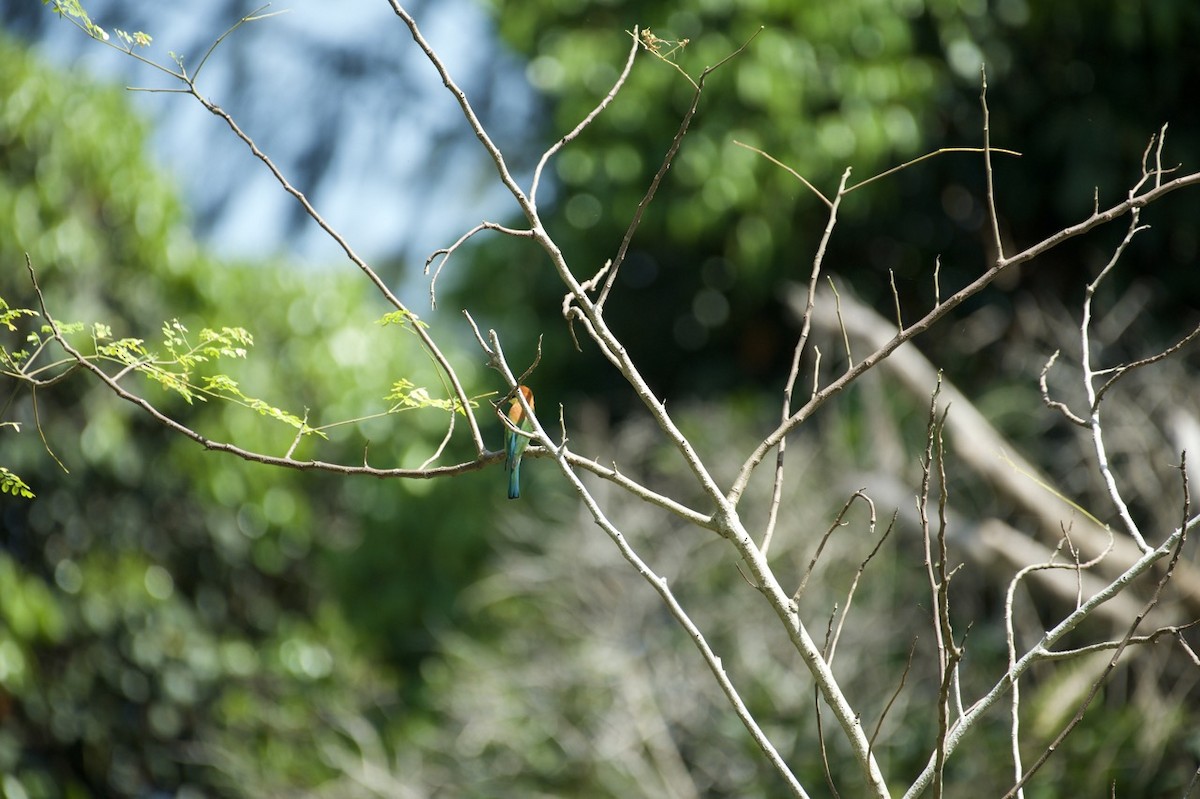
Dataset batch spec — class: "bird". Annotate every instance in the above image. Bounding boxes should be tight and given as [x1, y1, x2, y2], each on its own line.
[504, 385, 535, 500]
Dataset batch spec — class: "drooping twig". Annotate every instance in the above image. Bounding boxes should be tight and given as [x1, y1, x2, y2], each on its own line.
[27, 262, 491, 479]
[425, 221, 530, 308]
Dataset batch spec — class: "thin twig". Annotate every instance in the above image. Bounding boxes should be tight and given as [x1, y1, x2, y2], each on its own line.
[733, 140, 831, 207]
[529, 31, 640, 208]
[793, 490, 870, 602]
[597, 28, 763, 309]
[1037, 619, 1200, 661]
[763, 168, 852, 554]
[889, 269, 902, 332]
[29, 385, 68, 474]
[980, 66, 1005, 261]
[827, 278, 853, 370]
[848, 146, 1022, 196]
[814, 684, 839, 799]
[424, 222, 489, 308]
[871, 637, 918, 751]
[1093, 321, 1200, 406]
[828, 504, 893, 663]
[933, 255, 941, 308]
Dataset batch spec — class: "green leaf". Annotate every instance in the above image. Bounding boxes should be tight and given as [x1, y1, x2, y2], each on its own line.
[385, 378, 478, 416]
[0, 298, 39, 332]
[0, 466, 35, 499]
[378, 309, 428, 332]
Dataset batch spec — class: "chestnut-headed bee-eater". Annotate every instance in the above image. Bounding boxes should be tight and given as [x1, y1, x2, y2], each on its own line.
[504, 385, 534, 499]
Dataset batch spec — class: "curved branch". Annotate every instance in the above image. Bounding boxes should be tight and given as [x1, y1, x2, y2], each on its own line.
[529, 31, 641, 208]
[29, 266, 487, 480]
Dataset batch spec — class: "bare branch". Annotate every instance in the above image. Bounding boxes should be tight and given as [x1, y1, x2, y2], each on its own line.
[980, 65, 1005, 261]
[1079, 212, 1153, 551]
[1000, 503, 1190, 797]
[828, 502, 893, 663]
[764, 168, 852, 554]
[386, 2, 532, 217]
[734, 156, 1200, 501]
[597, 28, 762, 309]
[529, 31, 640, 208]
[793, 490, 870, 602]
[918, 383, 965, 798]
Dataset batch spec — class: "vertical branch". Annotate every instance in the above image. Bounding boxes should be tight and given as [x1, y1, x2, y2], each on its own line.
[763, 169, 852, 555]
[918, 378, 964, 797]
[1003, 564, 1039, 799]
[1079, 213, 1153, 553]
[919, 379, 948, 674]
[980, 65, 1005, 262]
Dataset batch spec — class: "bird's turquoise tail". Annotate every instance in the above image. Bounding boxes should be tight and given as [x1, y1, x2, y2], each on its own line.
[507, 460, 521, 500]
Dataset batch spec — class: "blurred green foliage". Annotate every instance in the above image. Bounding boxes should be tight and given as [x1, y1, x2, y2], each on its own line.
[0, 30, 500, 796]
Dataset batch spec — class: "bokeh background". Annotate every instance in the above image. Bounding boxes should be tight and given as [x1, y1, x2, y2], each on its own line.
[3, 1, 1200, 795]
